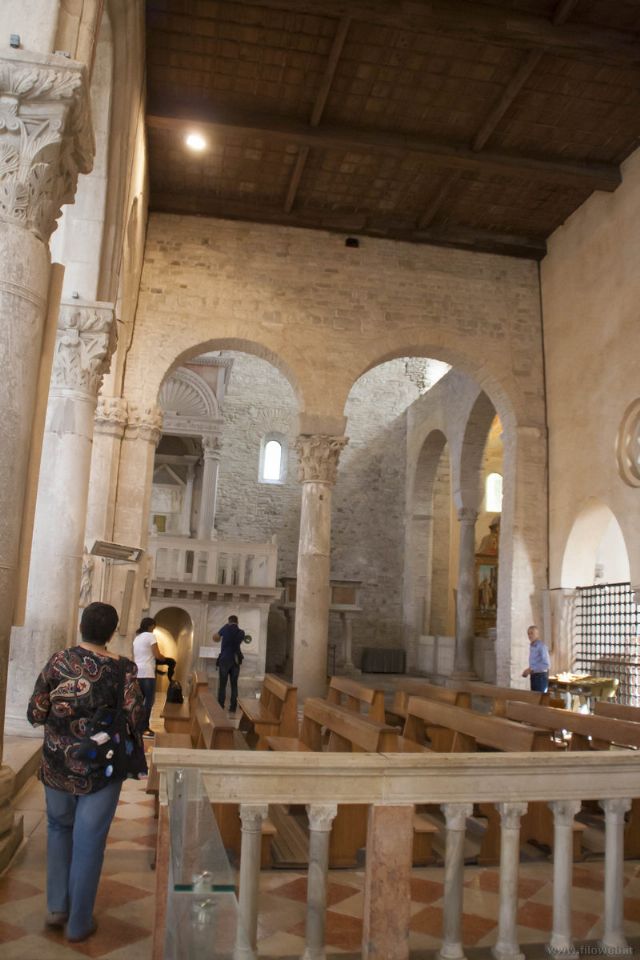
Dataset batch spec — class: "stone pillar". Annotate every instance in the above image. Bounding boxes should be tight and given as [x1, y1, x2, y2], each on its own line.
[548, 800, 581, 959]
[600, 798, 631, 954]
[362, 804, 414, 960]
[180, 463, 196, 536]
[292, 435, 347, 701]
[303, 803, 337, 960]
[85, 397, 129, 549]
[235, 803, 268, 960]
[340, 612, 355, 673]
[0, 48, 92, 866]
[453, 509, 478, 679]
[6, 301, 115, 733]
[492, 802, 527, 960]
[197, 435, 221, 540]
[439, 802, 473, 960]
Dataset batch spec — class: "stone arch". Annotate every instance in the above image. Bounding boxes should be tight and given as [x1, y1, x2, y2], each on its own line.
[457, 392, 498, 513]
[148, 605, 195, 691]
[561, 499, 631, 588]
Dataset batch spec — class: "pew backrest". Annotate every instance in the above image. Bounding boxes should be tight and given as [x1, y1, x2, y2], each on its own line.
[327, 677, 386, 722]
[505, 700, 640, 750]
[595, 700, 640, 724]
[403, 695, 554, 752]
[447, 681, 548, 716]
[302, 698, 399, 753]
[391, 681, 470, 719]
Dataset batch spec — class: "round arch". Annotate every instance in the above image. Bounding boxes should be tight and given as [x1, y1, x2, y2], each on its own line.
[151, 606, 195, 691]
[561, 499, 631, 588]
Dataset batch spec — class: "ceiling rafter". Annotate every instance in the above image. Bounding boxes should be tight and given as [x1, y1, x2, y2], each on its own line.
[284, 15, 351, 213]
[145, 0, 640, 66]
[147, 107, 620, 193]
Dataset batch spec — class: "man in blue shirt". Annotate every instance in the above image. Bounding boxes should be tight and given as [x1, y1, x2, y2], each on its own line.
[214, 615, 245, 713]
[522, 624, 551, 693]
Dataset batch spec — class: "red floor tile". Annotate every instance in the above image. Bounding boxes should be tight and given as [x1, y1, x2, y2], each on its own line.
[270, 876, 358, 907]
[0, 878, 41, 904]
[411, 905, 443, 936]
[516, 900, 554, 931]
[468, 870, 547, 900]
[573, 866, 604, 891]
[291, 911, 363, 951]
[410, 877, 444, 904]
[95, 878, 151, 910]
[625, 897, 640, 922]
[0, 920, 27, 943]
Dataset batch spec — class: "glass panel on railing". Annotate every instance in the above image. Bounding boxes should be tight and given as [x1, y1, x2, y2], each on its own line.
[168, 768, 235, 892]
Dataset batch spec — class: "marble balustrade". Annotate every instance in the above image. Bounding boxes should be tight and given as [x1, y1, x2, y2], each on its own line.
[152, 750, 640, 960]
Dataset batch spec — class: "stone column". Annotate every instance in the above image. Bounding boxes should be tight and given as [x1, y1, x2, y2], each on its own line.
[234, 803, 268, 960]
[453, 509, 478, 679]
[180, 462, 196, 536]
[197, 435, 221, 540]
[362, 804, 414, 960]
[439, 802, 473, 960]
[303, 803, 337, 960]
[292, 435, 347, 701]
[492, 802, 527, 960]
[548, 800, 581, 959]
[600, 798, 631, 954]
[6, 301, 115, 734]
[340, 612, 355, 673]
[0, 48, 92, 866]
[85, 397, 129, 549]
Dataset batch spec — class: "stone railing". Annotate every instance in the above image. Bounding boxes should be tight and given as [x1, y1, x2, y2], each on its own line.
[148, 535, 278, 588]
[151, 749, 640, 960]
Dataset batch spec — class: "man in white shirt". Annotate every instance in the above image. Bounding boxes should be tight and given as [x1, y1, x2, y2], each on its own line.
[133, 617, 168, 736]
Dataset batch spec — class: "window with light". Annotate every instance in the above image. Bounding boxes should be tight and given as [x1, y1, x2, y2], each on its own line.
[260, 435, 287, 484]
[486, 472, 503, 512]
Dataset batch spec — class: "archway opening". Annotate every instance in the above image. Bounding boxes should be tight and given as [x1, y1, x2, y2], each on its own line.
[152, 606, 194, 692]
[561, 500, 630, 588]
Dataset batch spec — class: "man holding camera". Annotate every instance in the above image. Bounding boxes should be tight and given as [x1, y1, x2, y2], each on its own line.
[214, 614, 245, 714]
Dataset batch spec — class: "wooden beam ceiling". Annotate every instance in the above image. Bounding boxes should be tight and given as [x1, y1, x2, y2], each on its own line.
[147, 108, 621, 193]
[146, 0, 640, 66]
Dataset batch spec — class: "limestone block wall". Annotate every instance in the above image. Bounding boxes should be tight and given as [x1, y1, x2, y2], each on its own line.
[541, 147, 640, 591]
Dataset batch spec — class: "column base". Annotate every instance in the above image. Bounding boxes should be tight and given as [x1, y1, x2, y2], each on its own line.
[599, 937, 630, 955]
[437, 945, 466, 960]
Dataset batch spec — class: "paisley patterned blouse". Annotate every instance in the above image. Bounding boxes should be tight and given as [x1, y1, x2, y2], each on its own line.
[27, 646, 146, 795]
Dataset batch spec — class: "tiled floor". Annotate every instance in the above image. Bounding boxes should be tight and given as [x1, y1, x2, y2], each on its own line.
[4, 765, 640, 958]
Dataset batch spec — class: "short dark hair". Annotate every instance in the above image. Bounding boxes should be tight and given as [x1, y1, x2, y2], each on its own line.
[80, 603, 119, 645]
[137, 617, 156, 634]
[228, 615, 238, 624]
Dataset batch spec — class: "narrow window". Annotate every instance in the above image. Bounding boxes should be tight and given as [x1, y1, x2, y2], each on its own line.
[485, 472, 503, 512]
[262, 439, 283, 482]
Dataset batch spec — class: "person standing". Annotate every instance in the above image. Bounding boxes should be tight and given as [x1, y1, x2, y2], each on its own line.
[214, 614, 245, 713]
[27, 602, 146, 943]
[522, 624, 551, 692]
[133, 617, 168, 736]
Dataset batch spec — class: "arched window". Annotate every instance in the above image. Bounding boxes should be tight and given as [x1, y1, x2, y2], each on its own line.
[485, 472, 503, 513]
[259, 434, 287, 484]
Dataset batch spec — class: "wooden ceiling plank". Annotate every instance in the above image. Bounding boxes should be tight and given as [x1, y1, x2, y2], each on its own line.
[147, 110, 621, 192]
[472, 50, 543, 152]
[150, 191, 547, 260]
[284, 15, 351, 213]
[417, 171, 462, 229]
[158, 0, 640, 65]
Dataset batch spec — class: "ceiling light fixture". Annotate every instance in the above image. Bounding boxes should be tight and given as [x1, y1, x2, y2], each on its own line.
[185, 131, 207, 152]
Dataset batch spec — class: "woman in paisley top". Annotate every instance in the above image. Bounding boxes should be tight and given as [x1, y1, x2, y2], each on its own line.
[27, 602, 146, 943]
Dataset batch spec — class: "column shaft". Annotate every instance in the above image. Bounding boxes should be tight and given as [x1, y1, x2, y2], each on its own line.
[453, 510, 477, 678]
[235, 804, 267, 960]
[600, 798, 631, 952]
[548, 800, 580, 959]
[439, 802, 473, 960]
[197, 437, 221, 539]
[362, 805, 414, 960]
[492, 802, 527, 960]
[303, 803, 337, 960]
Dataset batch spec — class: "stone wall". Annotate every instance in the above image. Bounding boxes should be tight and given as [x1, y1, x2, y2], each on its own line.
[541, 147, 640, 591]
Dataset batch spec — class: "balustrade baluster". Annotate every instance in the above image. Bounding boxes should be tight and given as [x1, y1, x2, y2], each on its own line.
[548, 799, 581, 959]
[234, 803, 268, 960]
[237, 553, 247, 586]
[600, 797, 631, 953]
[438, 802, 473, 960]
[492, 802, 527, 960]
[303, 804, 337, 960]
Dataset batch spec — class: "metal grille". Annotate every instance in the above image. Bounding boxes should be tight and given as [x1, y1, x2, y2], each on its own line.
[573, 582, 640, 706]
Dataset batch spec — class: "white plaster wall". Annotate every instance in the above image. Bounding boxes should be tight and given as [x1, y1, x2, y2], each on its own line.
[541, 147, 640, 591]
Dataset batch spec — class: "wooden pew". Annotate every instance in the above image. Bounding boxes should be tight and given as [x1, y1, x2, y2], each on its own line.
[238, 674, 298, 749]
[387, 680, 471, 726]
[403, 695, 562, 863]
[510, 699, 640, 858]
[268, 698, 436, 866]
[327, 676, 386, 723]
[160, 670, 209, 734]
[446, 680, 561, 716]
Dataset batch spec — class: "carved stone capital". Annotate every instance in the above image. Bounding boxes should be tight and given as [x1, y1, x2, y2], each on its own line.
[599, 797, 632, 824]
[496, 801, 528, 828]
[95, 396, 128, 436]
[0, 51, 94, 242]
[295, 434, 348, 485]
[457, 507, 478, 526]
[50, 301, 115, 397]
[306, 803, 338, 832]
[202, 434, 222, 459]
[548, 799, 581, 826]
[126, 404, 163, 445]
[441, 802, 473, 831]
[239, 803, 269, 833]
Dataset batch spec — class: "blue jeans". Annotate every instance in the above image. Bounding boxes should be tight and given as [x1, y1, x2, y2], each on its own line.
[530, 671, 549, 693]
[218, 662, 239, 711]
[138, 677, 156, 730]
[45, 779, 122, 938]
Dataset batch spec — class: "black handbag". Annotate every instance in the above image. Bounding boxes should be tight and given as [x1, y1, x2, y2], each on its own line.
[80, 659, 148, 781]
